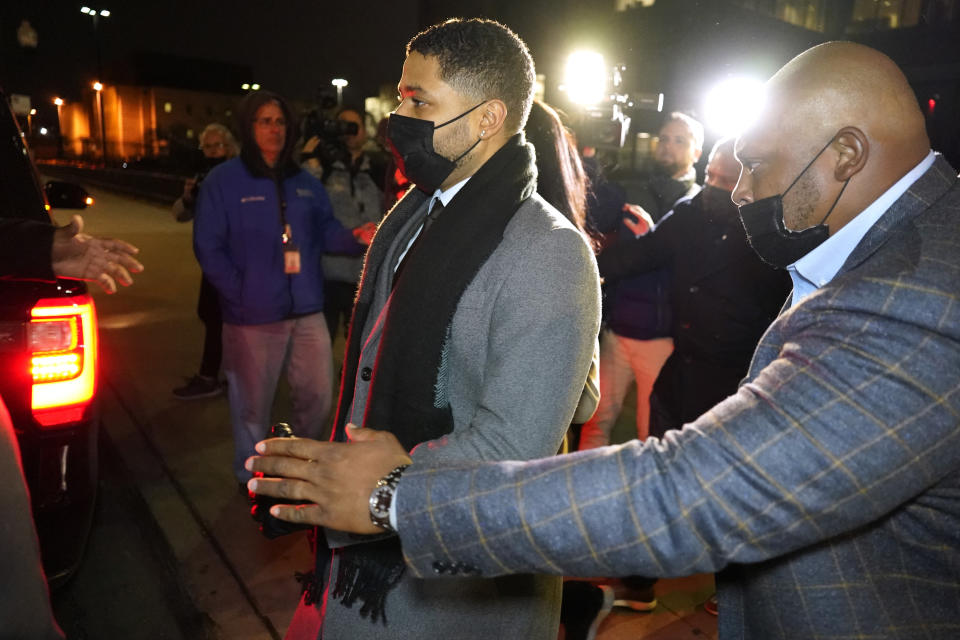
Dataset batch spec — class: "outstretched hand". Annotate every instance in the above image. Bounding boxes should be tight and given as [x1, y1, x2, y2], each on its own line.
[352, 222, 377, 246]
[51, 215, 144, 293]
[622, 203, 654, 237]
[246, 425, 412, 534]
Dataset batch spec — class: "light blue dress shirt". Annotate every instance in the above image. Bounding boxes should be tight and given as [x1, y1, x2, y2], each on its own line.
[394, 177, 471, 270]
[788, 150, 935, 306]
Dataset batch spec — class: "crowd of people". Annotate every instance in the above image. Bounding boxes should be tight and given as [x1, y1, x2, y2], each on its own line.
[4, 14, 958, 640]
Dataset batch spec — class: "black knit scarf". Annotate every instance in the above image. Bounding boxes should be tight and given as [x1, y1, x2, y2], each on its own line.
[306, 134, 537, 624]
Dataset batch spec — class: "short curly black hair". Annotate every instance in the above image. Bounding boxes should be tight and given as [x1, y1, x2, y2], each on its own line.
[407, 18, 535, 134]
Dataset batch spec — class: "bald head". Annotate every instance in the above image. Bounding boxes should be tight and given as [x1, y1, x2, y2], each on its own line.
[767, 42, 927, 161]
[733, 42, 930, 235]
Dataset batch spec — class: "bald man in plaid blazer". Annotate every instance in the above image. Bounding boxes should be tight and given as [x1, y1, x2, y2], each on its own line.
[249, 43, 960, 639]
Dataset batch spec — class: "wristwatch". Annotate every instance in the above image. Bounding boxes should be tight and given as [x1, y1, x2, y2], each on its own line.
[368, 464, 410, 532]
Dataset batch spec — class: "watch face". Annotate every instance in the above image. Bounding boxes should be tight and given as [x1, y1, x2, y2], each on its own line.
[370, 485, 393, 520]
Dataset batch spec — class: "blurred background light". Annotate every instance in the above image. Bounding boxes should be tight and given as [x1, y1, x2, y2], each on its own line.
[703, 76, 766, 137]
[563, 51, 607, 106]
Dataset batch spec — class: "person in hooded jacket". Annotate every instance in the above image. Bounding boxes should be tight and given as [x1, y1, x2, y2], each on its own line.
[171, 123, 239, 400]
[194, 91, 374, 485]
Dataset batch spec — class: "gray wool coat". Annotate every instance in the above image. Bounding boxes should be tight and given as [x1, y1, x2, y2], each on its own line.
[285, 187, 601, 640]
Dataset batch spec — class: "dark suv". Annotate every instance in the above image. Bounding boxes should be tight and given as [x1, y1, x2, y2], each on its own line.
[0, 90, 98, 586]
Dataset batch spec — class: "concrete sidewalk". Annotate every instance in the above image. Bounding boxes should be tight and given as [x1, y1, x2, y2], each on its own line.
[74, 189, 717, 639]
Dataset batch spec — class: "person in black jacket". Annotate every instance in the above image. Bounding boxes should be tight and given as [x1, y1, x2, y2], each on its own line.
[596, 138, 791, 432]
[579, 113, 703, 453]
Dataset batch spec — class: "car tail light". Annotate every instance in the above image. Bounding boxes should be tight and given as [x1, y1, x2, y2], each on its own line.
[30, 295, 98, 427]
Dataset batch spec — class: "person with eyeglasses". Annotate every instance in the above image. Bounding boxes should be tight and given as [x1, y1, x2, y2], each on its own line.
[172, 123, 239, 400]
[193, 91, 375, 491]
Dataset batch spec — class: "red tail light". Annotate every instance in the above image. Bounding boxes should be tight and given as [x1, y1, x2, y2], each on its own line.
[30, 295, 98, 427]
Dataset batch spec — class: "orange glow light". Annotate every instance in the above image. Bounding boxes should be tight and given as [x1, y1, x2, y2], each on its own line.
[30, 296, 98, 421]
[85, 196, 94, 206]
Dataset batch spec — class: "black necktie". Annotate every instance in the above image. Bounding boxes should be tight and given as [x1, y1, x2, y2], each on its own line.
[393, 200, 443, 288]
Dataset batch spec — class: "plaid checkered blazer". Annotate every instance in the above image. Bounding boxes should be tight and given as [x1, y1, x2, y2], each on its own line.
[396, 156, 960, 639]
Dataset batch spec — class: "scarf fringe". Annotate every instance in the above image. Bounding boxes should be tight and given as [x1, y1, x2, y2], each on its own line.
[331, 545, 406, 624]
[295, 570, 324, 607]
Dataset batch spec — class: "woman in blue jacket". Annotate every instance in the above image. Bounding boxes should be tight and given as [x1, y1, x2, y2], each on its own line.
[194, 91, 371, 485]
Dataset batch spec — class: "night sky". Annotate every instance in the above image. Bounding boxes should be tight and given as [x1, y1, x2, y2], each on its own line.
[1, 0, 426, 105]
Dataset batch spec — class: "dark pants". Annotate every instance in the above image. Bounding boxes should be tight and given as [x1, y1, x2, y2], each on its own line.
[322, 279, 358, 340]
[197, 274, 222, 378]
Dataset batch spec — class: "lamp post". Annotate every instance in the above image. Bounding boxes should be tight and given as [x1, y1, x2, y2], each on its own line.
[93, 82, 107, 165]
[53, 98, 64, 156]
[27, 108, 36, 137]
[81, 7, 110, 165]
[331, 78, 348, 107]
[80, 7, 110, 80]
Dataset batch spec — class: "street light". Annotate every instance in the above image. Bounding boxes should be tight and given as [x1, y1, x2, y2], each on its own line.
[80, 6, 110, 80]
[54, 98, 64, 156]
[27, 108, 36, 136]
[331, 78, 348, 106]
[93, 81, 107, 165]
[81, 6, 110, 164]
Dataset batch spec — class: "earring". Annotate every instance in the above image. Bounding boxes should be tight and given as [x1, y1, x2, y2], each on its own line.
[480, 129, 486, 138]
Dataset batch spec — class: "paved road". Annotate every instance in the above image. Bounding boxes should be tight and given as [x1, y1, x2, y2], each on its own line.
[47, 184, 717, 640]
[50, 430, 209, 640]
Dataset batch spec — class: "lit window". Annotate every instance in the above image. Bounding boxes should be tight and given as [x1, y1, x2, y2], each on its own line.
[849, 0, 922, 31]
[163, 102, 173, 113]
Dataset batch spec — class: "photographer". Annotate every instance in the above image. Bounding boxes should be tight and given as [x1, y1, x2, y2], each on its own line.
[172, 123, 239, 400]
[300, 106, 386, 337]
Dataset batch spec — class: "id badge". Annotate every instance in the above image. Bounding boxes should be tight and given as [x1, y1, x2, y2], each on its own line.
[284, 245, 301, 274]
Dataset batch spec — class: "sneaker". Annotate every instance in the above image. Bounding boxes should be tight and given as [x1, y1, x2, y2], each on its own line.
[561, 582, 614, 640]
[172, 375, 225, 400]
[703, 594, 718, 616]
[613, 585, 657, 612]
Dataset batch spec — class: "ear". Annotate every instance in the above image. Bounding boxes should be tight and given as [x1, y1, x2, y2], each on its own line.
[832, 126, 868, 181]
[478, 99, 509, 138]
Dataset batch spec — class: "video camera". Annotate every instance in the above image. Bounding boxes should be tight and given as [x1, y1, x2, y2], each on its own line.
[300, 88, 359, 173]
[572, 64, 665, 171]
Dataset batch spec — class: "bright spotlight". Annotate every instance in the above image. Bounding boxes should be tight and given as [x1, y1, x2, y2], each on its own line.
[241, 83, 250, 90]
[92, 82, 103, 91]
[563, 51, 607, 106]
[80, 6, 92, 14]
[99, 9, 110, 16]
[704, 77, 766, 137]
[40, 127, 48, 135]
[251, 83, 261, 91]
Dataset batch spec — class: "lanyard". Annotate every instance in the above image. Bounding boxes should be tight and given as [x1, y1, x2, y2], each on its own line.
[274, 177, 293, 245]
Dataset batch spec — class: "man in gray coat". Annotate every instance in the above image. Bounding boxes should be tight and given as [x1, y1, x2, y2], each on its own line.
[249, 42, 960, 640]
[249, 18, 599, 640]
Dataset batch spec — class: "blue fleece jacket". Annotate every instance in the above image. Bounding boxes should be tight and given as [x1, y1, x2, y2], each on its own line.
[193, 157, 362, 325]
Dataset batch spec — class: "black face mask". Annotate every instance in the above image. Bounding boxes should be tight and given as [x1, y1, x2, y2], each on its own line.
[738, 136, 850, 269]
[701, 184, 737, 220]
[386, 101, 486, 193]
